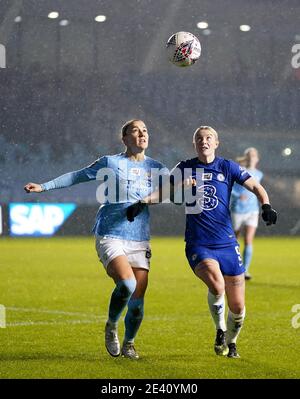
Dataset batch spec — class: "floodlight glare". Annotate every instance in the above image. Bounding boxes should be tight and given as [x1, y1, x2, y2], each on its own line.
[59, 19, 69, 27]
[197, 21, 208, 29]
[282, 147, 292, 156]
[240, 24, 251, 32]
[95, 15, 106, 22]
[48, 12, 59, 19]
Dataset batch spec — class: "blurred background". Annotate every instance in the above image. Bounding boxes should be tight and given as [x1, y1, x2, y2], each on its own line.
[1, 0, 299, 236]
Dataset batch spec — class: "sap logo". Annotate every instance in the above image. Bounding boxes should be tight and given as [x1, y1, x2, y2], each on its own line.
[0, 44, 6, 68]
[291, 44, 300, 69]
[9, 203, 76, 236]
[291, 304, 300, 329]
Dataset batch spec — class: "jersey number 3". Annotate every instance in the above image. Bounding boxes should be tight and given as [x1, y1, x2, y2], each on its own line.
[197, 184, 219, 210]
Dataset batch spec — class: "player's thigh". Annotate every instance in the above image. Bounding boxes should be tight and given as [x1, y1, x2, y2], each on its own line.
[131, 268, 149, 299]
[194, 259, 225, 295]
[244, 225, 257, 245]
[224, 274, 245, 313]
[107, 255, 135, 283]
[95, 236, 135, 282]
[234, 229, 241, 239]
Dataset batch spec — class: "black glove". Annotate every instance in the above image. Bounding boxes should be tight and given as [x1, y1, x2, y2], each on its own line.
[126, 201, 146, 222]
[261, 204, 277, 225]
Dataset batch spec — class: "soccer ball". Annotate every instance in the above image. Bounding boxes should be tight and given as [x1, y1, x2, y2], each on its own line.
[166, 31, 201, 67]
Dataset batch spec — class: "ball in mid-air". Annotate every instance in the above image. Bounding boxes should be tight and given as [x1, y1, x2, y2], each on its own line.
[166, 31, 201, 67]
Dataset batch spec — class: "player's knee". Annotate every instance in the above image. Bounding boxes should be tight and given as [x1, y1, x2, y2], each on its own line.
[210, 282, 225, 296]
[117, 278, 137, 299]
[229, 302, 245, 315]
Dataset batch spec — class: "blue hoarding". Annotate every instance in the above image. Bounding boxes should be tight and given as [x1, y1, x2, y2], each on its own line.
[9, 203, 77, 236]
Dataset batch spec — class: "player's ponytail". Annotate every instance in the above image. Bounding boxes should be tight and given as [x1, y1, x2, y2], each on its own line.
[235, 156, 247, 166]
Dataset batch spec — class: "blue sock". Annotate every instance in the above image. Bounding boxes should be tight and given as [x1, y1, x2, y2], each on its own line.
[108, 278, 136, 323]
[124, 297, 144, 343]
[243, 244, 253, 272]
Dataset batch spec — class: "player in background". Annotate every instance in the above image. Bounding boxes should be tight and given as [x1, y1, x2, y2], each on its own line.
[127, 126, 277, 358]
[230, 148, 263, 280]
[24, 119, 168, 360]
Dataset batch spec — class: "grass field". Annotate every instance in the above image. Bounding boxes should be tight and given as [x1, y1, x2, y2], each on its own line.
[1, 236, 300, 379]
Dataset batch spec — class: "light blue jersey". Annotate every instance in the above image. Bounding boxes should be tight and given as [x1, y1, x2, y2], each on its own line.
[41, 153, 168, 241]
[230, 168, 263, 214]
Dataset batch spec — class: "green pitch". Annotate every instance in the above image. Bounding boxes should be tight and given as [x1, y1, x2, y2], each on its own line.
[1, 237, 299, 379]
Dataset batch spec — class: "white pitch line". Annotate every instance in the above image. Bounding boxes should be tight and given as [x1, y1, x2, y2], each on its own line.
[7, 319, 100, 327]
[5, 306, 194, 328]
[6, 306, 103, 319]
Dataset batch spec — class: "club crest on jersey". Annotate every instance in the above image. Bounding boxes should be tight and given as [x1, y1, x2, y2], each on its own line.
[130, 168, 141, 176]
[202, 173, 212, 181]
[217, 173, 225, 181]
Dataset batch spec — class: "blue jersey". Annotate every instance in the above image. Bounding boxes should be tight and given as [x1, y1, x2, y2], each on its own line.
[175, 157, 251, 247]
[230, 168, 263, 214]
[41, 153, 168, 241]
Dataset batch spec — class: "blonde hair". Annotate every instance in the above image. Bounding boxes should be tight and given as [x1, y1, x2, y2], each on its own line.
[236, 147, 259, 166]
[244, 147, 258, 156]
[193, 125, 219, 143]
[235, 156, 247, 166]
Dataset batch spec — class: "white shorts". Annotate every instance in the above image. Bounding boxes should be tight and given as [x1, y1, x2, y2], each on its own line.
[95, 235, 151, 271]
[231, 211, 259, 231]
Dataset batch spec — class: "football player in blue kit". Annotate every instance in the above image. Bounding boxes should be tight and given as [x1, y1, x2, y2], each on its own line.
[128, 125, 277, 359]
[175, 127, 277, 358]
[24, 119, 168, 360]
[230, 148, 263, 280]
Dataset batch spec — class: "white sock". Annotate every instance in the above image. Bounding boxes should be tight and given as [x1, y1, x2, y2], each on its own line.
[107, 319, 118, 330]
[226, 307, 246, 344]
[207, 291, 226, 331]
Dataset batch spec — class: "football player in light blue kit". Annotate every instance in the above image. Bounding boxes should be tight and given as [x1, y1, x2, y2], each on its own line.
[231, 148, 263, 280]
[128, 126, 277, 359]
[24, 119, 168, 360]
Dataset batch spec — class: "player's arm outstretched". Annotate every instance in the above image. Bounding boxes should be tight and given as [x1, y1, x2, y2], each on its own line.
[24, 170, 90, 194]
[24, 157, 106, 194]
[242, 176, 277, 225]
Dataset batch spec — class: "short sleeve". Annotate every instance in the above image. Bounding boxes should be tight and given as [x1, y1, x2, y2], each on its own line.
[228, 160, 251, 185]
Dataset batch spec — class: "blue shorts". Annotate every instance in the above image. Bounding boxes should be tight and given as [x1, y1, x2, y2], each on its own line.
[185, 243, 245, 276]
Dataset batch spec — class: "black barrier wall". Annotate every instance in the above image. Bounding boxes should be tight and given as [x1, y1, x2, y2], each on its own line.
[1, 203, 298, 237]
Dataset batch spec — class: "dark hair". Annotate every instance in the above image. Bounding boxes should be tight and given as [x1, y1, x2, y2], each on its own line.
[121, 119, 141, 137]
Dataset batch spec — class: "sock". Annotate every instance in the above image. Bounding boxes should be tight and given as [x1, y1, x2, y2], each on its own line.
[243, 244, 253, 272]
[226, 307, 246, 344]
[124, 297, 144, 343]
[207, 291, 226, 331]
[108, 278, 136, 324]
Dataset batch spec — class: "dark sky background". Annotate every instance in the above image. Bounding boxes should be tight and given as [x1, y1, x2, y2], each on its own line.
[0, 0, 299, 233]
